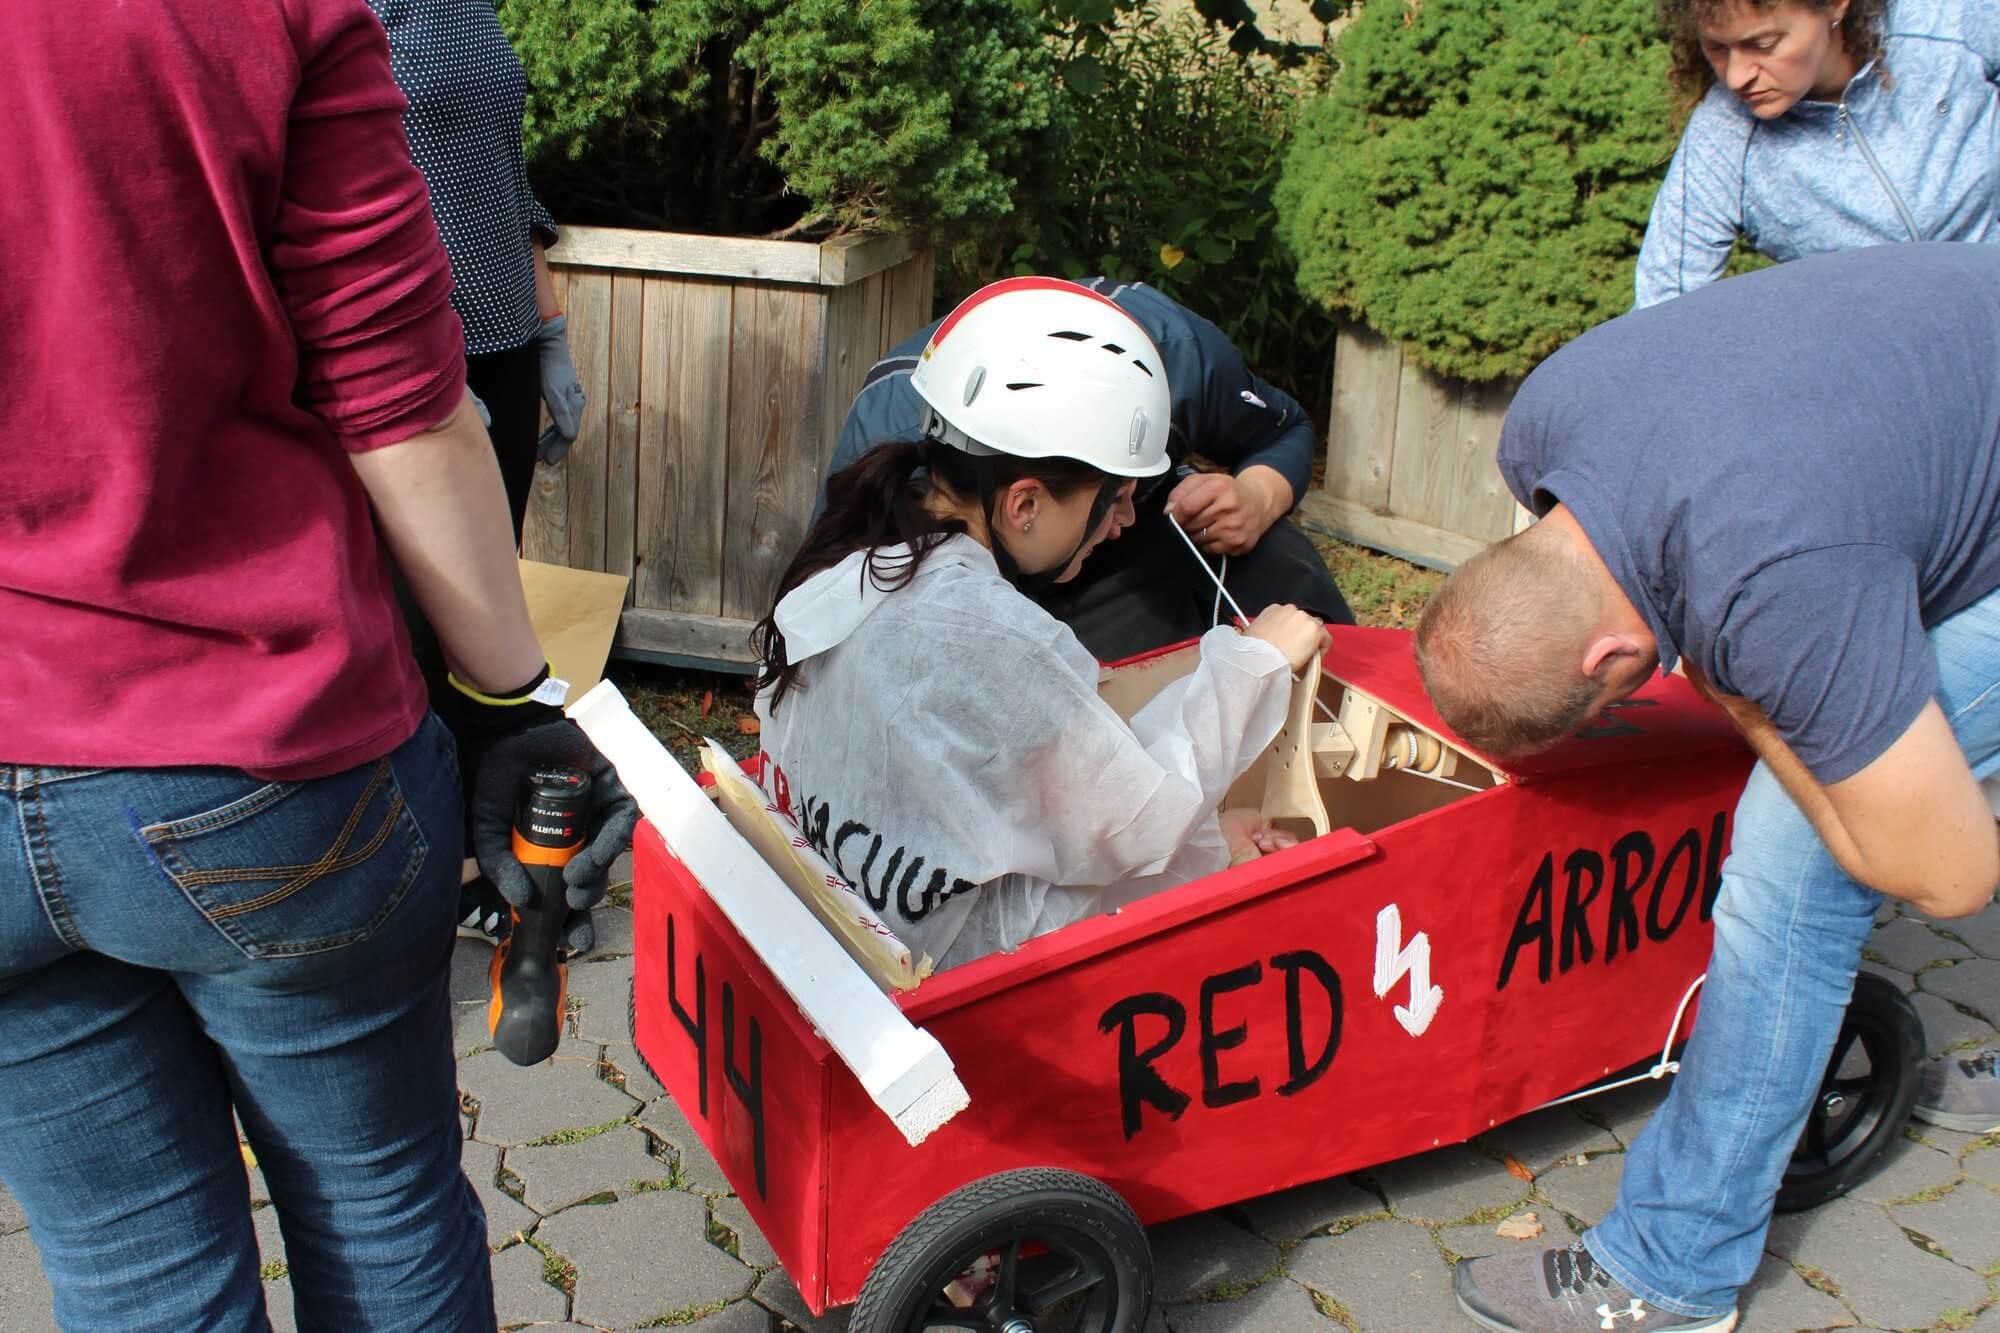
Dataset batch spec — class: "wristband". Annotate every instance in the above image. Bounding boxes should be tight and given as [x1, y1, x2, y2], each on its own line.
[447, 663, 570, 709]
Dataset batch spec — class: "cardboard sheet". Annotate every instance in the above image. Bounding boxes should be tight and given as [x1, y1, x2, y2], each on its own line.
[520, 559, 628, 697]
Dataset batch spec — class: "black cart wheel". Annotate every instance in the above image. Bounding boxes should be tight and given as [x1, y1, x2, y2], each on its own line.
[1776, 972, 1924, 1213]
[851, 1168, 1152, 1333]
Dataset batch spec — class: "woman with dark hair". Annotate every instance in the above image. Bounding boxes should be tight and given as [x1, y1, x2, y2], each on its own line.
[753, 279, 1326, 970]
[1635, 0, 2000, 307]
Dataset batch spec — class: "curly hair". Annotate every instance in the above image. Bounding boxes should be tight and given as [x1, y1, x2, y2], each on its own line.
[1659, 0, 1888, 110]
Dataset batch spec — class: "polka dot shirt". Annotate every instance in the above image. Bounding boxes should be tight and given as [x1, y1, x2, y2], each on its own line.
[366, 0, 556, 356]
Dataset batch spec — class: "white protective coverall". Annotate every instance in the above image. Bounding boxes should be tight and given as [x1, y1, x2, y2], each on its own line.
[755, 533, 1294, 970]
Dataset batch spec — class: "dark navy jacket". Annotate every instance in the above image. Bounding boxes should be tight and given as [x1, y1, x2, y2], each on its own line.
[817, 278, 1315, 522]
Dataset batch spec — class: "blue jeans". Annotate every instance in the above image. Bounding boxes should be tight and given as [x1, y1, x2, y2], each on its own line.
[0, 715, 494, 1331]
[1587, 587, 2000, 1316]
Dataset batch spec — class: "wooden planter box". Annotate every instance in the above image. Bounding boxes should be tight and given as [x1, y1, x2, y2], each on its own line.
[524, 225, 935, 668]
[1298, 322, 1526, 571]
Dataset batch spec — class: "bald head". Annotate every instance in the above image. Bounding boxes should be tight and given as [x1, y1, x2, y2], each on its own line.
[1415, 521, 1608, 758]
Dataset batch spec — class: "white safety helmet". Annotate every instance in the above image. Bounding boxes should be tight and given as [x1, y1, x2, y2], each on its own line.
[909, 277, 1172, 478]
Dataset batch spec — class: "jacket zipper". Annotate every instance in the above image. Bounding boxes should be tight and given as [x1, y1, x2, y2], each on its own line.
[1838, 101, 1924, 241]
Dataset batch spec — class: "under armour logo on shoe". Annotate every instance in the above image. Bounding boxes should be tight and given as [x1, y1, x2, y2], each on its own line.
[1598, 1301, 1648, 1328]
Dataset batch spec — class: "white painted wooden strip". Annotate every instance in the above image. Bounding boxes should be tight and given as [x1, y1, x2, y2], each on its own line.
[567, 682, 970, 1145]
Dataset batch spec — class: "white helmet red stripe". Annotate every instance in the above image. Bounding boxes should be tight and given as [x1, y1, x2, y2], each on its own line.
[911, 277, 1171, 478]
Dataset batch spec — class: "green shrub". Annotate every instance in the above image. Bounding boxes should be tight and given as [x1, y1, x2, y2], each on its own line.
[948, 2, 1342, 426]
[499, 0, 1056, 238]
[1275, 0, 1676, 382]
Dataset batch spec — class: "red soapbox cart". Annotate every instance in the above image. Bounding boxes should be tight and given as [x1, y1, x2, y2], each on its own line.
[615, 627, 1922, 1333]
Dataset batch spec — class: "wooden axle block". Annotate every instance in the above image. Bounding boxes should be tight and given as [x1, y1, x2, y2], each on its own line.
[1310, 722, 1356, 780]
[1338, 689, 1395, 782]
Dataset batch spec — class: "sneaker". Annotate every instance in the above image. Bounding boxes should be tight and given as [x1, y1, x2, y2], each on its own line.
[1454, 1242, 1738, 1332]
[1913, 1049, 2000, 1133]
[456, 875, 513, 942]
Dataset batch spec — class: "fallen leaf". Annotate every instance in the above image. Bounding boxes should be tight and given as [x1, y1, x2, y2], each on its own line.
[1503, 1153, 1534, 1183]
[736, 716, 761, 735]
[1159, 242, 1186, 269]
[700, 689, 714, 718]
[240, 1142, 258, 1170]
[1495, 1211, 1543, 1241]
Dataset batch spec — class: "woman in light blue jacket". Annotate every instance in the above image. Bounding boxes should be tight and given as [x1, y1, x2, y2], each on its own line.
[1636, 0, 2000, 307]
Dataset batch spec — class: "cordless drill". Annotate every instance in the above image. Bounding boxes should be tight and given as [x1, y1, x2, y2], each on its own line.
[488, 765, 590, 1066]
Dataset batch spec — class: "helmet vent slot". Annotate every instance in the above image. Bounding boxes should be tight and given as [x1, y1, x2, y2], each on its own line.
[1131, 360, 1155, 378]
[1102, 343, 1125, 355]
[1047, 330, 1091, 341]
[1005, 382, 1044, 391]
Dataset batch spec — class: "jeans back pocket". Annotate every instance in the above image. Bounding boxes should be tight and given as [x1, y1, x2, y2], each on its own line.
[142, 758, 430, 959]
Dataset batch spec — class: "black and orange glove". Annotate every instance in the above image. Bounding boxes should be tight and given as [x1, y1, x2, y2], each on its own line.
[442, 665, 636, 954]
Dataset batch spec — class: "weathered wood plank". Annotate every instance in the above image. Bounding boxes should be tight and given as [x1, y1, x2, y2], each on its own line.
[561, 270, 614, 571]
[1297, 491, 1491, 572]
[606, 274, 645, 601]
[883, 251, 935, 346]
[818, 231, 918, 287]
[1387, 358, 1463, 531]
[723, 285, 825, 621]
[616, 607, 758, 666]
[1442, 376, 1521, 543]
[635, 278, 731, 615]
[539, 239, 935, 669]
[1326, 322, 1400, 510]
[549, 226, 826, 284]
[817, 274, 887, 478]
[521, 469, 567, 563]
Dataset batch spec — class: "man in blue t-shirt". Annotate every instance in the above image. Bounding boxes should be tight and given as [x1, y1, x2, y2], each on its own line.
[1424, 243, 2000, 1333]
[821, 278, 1352, 661]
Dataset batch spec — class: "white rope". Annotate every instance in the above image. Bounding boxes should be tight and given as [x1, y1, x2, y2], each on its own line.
[1165, 510, 1344, 727]
[1532, 974, 1706, 1110]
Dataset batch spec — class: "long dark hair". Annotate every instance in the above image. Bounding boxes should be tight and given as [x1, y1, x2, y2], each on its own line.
[753, 440, 1106, 711]
[1660, 0, 1888, 115]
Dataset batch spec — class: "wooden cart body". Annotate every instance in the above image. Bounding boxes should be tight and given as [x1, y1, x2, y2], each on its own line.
[629, 626, 1752, 1313]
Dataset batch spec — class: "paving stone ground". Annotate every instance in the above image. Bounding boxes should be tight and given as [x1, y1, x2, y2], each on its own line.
[3, 891, 1996, 1330]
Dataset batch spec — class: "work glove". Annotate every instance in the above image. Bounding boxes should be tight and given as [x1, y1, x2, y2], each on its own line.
[443, 667, 637, 955]
[531, 314, 587, 466]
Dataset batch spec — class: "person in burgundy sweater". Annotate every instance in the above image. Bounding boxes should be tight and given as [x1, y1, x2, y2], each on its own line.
[0, 2, 630, 1328]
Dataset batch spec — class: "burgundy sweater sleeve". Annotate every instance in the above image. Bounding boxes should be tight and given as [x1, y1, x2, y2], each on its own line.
[275, 1, 466, 451]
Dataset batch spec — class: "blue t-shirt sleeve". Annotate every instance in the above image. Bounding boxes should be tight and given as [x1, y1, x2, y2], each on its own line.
[1709, 545, 1939, 784]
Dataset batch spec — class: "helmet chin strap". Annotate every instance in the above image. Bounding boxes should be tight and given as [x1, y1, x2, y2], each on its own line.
[973, 456, 1122, 598]
[926, 409, 1122, 597]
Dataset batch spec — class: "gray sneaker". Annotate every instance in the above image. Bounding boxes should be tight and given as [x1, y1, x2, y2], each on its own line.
[1454, 1242, 1738, 1332]
[1913, 1048, 2000, 1133]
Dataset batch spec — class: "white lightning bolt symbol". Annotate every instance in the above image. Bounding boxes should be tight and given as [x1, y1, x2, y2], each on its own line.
[1373, 903, 1444, 1037]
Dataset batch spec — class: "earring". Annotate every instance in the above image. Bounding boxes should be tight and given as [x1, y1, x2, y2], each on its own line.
[1023, 520, 1033, 533]
[1831, 16, 1840, 25]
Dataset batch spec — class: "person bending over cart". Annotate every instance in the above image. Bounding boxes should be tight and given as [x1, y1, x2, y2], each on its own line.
[1418, 243, 2000, 1333]
[821, 277, 1353, 663]
[751, 279, 1327, 971]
